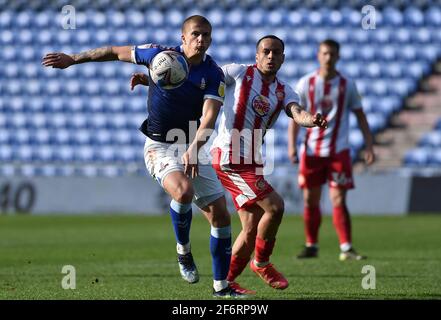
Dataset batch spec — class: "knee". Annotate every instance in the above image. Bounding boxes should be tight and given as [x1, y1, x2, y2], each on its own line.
[211, 203, 231, 227]
[242, 223, 258, 240]
[330, 193, 345, 208]
[269, 197, 285, 220]
[304, 194, 320, 208]
[174, 182, 194, 204]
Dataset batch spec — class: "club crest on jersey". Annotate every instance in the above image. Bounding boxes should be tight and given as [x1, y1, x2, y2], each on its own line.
[252, 95, 270, 117]
[255, 178, 267, 191]
[200, 78, 206, 90]
[276, 89, 285, 102]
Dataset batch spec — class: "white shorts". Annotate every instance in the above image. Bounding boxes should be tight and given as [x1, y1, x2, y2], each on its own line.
[143, 136, 225, 209]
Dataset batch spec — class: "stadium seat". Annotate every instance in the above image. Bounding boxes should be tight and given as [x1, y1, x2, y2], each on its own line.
[2, 5, 441, 176]
[419, 132, 441, 148]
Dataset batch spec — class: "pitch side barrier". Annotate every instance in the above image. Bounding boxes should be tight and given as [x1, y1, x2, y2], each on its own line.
[1, 169, 439, 215]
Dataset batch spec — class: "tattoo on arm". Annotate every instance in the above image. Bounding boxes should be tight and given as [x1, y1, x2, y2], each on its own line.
[290, 104, 315, 127]
[71, 46, 117, 64]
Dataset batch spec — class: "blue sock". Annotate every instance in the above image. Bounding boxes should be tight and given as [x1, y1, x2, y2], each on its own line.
[210, 226, 232, 281]
[170, 200, 192, 246]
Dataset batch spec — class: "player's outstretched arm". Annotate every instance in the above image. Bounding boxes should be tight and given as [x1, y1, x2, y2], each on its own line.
[287, 102, 328, 128]
[353, 109, 375, 165]
[42, 46, 133, 69]
[287, 119, 300, 164]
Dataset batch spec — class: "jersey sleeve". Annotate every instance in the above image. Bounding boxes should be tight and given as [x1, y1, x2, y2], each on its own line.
[294, 76, 308, 108]
[221, 63, 246, 86]
[204, 65, 226, 103]
[284, 84, 301, 117]
[130, 44, 163, 67]
[347, 79, 363, 111]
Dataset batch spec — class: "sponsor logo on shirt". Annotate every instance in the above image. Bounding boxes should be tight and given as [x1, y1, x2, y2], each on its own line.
[200, 78, 206, 90]
[252, 95, 271, 117]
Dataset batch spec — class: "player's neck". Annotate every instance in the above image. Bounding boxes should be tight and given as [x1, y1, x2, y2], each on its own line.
[186, 55, 204, 65]
[319, 68, 338, 81]
[258, 69, 276, 83]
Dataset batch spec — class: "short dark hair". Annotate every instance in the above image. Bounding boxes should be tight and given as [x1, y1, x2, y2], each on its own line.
[319, 39, 340, 53]
[256, 35, 285, 52]
[181, 15, 212, 33]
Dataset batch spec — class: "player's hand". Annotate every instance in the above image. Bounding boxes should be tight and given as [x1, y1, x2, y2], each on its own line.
[288, 146, 298, 164]
[130, 73, 149, 90]
[41, 53, 75, 69]
[364, 147, 375, 166]
[182, 145, 199, 178]
[313, 113, 328, 128]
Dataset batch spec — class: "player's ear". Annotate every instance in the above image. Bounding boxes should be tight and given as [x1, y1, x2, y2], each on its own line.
[181, 34, 186, 45]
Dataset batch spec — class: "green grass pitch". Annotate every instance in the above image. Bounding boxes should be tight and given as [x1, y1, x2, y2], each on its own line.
[0, 214, 440, 299]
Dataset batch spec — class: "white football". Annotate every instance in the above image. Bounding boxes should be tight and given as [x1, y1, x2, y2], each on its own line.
[149, 50, 189, 89]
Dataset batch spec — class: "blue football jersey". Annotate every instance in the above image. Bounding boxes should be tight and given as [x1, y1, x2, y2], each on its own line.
[131, 44, 225, 143]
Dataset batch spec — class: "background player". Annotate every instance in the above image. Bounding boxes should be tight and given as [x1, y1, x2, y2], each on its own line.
[288, 39, 375, 261]
[211, 35, 327, 293]
[42, 15, 245, 298]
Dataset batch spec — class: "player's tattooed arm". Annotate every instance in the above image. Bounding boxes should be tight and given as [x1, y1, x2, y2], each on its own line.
[287, 102, 328, 128]
[71, 46, 117, 63]
[42, 46, 132, 69]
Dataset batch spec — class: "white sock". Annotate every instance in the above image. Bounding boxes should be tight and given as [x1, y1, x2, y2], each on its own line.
[254, 259, 269, 268]
[213, 280, 228, 292]
[177, 242, 191, 255]
[340, 242, 352, 252]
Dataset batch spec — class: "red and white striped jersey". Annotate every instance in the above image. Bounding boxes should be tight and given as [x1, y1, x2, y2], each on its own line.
[295, 70, 362, 157]
[211, 64, 299, 165]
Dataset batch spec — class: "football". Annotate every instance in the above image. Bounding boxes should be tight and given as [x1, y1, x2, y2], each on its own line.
[149, 50, 189, 89]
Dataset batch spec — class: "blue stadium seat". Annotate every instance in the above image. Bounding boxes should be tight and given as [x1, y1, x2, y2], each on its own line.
[349, 129, 364, 150]
[52, 129, 71, 145]
[1, 6, 440, 174]
[381, 7, 403, 26]
[91, 130, 112, 145]
[54, 146, 75, 162]
[34, 146, 54, 162]
[426, 6, 441, 26]
[268, 9, 284, 27]
[75, 146, 95, 162]
[246, 8, 265, 27]
[435, 119, 441, 131]
[419, 132, 441, 148]
[428, 149, 441, 166]
[0, 165, 15, 177]
[39, 165, 57, 177]
[225, 9, 245, 27]
[403, 7, 424, 27]
[72, 130, 92, 145]
[96, 146, 117, 162]
[34, 129, 51, 145]
[99, 166, 124, 177]
[403, 148, 431, 166]
[377, 44, 396, 61]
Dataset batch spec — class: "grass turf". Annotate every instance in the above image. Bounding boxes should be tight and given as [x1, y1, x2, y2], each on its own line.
[0, 214, 440, 299]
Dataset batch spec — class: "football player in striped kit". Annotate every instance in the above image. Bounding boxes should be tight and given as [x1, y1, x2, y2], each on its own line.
[210, 35, 327, 294]
[288, 39, 375, 261]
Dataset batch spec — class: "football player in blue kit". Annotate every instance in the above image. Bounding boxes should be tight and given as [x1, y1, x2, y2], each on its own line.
[42, 15, 244, 298]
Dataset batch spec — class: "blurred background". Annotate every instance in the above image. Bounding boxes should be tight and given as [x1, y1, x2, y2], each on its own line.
[1, 0, 441, 214]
